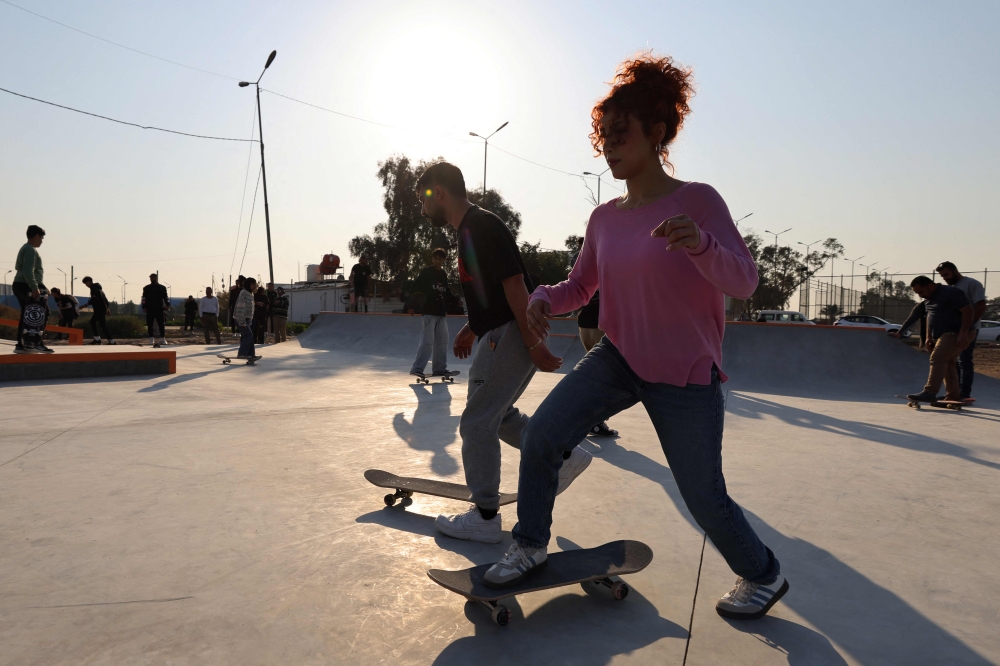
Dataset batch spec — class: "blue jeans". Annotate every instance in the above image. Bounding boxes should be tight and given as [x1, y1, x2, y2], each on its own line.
[238, 322, 255, 358]
[512, 337, 780, 584]
[958, 329, 978, 399]
[411, 315, 449, 374]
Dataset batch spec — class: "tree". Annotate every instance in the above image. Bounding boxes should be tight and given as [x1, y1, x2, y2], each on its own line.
[349, 155, 524, 291]
[519, 242, 571, 288]
[985, 296, 1000, 320]
[741, 231, 843, 312]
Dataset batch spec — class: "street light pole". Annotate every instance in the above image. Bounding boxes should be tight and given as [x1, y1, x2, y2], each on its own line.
[764, 228, 793, 252]
[240, 50, 277, 287]
[117, 275, 127, 305]
[732, 212, 753, 228]
[3, 269, 11, 307]
[56, 267, 66, 293]
[469, 121, 509, 196]
[582, 167, 611, 204]
[845, 255, 864, 313]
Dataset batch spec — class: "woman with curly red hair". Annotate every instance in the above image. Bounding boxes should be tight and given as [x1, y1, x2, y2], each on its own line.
[483, 54, 787, 620]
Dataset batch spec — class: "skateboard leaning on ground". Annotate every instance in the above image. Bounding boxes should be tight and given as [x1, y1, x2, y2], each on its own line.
[428, 540, 654, 626]
[412, 370, 460, 384]
[218, 354, 261, 366]
[896, 395, 968, 411]
[364, 469, 516, 508]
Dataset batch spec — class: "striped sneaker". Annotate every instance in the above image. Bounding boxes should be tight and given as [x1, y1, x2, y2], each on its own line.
[483, 542, 548, 589]
[716, 574, 789, 620]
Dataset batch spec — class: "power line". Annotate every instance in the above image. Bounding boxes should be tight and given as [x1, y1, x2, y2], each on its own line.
[0, 0, 240, 81]
[230, 101, 259, 278]
[0, 86, 257, 142]
[239, 167, 263, 275]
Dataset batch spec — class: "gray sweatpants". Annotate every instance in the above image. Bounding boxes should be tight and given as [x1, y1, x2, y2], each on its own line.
[461, 320, 536, 511]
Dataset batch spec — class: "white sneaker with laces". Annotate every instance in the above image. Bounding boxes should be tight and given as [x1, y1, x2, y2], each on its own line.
[716, 573, 789, 620]
[434, 505, 502, 543]
[484, 542, 548, 589]
[556, 446, 592, 495]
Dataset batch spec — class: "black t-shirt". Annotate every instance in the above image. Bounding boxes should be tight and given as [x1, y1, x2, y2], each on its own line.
[457, 205, 531, 337]
[351, 264, 372, 293]
[142, 283, 168, 310]
[901, 284, 970, 339]
[414, 266, 452, 317]
[89, 283, 109, 312]
[578, 291, 600, 329]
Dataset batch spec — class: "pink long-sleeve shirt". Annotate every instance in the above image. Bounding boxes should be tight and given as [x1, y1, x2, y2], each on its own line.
[531, 182, 758, 386]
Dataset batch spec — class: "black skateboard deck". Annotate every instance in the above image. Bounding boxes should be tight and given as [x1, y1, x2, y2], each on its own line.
[428, 540, 654, 625]
[896, 395, 967, 411]
[364, 469, 516, 508]
[412, 370, 459, 384]
[218, 354, 261, 366]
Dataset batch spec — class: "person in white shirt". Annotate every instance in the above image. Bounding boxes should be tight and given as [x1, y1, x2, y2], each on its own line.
[199, 287, 222, 345]
[937, 262, 986, 401]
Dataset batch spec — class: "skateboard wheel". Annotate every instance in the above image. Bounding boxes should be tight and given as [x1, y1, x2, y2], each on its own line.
[491, 605, 510, 626]
[383, 494, 397, 507]
[610, 581, 629, 600]
[400, 496, 413, 507]
[401, 490, 413, 498]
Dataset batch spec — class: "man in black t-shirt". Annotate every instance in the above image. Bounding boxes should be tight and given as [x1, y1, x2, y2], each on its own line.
[409, 248, 459, 377]
[415, 161, 591, 544]
[349, 256, 372, 312]
[892, 275, 973, 402]
[82, 276, 115, 345]
[141, 273, 169, 348]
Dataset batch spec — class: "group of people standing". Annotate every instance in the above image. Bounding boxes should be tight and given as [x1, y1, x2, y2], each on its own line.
[226, 277, 290, 346]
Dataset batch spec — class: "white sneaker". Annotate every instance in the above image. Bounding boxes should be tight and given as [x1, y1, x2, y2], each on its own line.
[716, 573, 789, 620]
[484, 542, 548, 589]
[434, 505, 502, 543]
[556, 446, 592, 495]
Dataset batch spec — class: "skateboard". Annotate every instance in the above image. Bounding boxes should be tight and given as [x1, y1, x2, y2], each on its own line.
[428, 540, 654, 626]
[20, 296, 49, 350]
[218, 354, 261, 366]
[412, 370, 460, 384]
[364, 469, 516, 508]
[896, 395, 966, 411]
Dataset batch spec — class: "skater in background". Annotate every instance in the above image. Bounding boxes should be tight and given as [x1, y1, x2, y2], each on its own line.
[271, 287, 289, 343]
[233, 278, 258, 360]
[893, 275, 973, 403]
[12, 225, 53, 354]
[183, 295, 199, 333]
[253, 286, 269, 344]
[936, 262, 986, 402]
[141, 273, 169, 348]
[199, 286, 222, 345]
[410, 248, 459, 378]
[349, 255, 372, 312]
[228, 276, 244, 334]
[50, 288, 79, 341]
[82, 276, 114, 345]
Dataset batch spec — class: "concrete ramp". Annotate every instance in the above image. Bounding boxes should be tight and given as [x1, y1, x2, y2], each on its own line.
[298, 312, 586, 373]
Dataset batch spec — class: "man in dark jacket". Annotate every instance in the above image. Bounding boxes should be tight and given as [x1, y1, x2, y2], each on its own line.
[892, 275, 973, 402]
[49, 288, 79, 340]
[141, 273, 169, 348]
[183, 295, 199, 333]
[228, 277, 244, 334]
[82, 276, 114, 345]
[272, 287, 289, 343]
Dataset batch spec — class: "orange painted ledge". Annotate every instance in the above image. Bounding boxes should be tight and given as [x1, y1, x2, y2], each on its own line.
[0, 350, 176, 374]
[0, 318, 84, 345]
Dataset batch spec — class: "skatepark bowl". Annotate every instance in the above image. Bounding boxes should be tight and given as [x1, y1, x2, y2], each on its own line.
[2, 313, 999, 665]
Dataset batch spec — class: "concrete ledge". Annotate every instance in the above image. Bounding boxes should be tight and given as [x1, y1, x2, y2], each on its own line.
[0, 350, 175, 381]
[0, 318, 84, 345]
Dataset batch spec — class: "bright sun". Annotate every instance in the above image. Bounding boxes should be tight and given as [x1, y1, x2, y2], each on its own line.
[362, 18, 512, 139]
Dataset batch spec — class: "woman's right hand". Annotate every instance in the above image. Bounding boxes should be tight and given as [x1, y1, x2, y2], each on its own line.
[526, 300, 551, 340]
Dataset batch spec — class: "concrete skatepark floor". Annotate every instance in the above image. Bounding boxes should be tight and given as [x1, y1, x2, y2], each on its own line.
[2, 316, 999, 665]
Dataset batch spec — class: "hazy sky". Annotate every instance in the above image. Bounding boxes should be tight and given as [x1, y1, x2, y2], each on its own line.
[2, 0, 999, 302]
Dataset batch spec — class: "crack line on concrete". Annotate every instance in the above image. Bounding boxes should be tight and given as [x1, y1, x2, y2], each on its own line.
[0, 394, 134, 468]
[681, 532, 707, 666]
[26, 596, 193, 609]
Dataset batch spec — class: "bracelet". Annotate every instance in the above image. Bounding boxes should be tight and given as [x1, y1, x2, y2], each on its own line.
[527, 338, 543, 351]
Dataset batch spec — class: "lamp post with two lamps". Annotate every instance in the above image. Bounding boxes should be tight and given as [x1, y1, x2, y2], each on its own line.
[582, 167, 610, 204]
[239, 50, 278, 287]
[469, 122, 509, 197]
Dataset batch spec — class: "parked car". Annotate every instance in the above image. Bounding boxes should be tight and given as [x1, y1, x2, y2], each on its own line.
[834, 314, 910, 337]
[979, 320, 1000, 341]
[754, 310, 815, 324]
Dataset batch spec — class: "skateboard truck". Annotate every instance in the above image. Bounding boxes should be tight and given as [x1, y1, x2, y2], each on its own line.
[585, 575, 630, 600]
[383, 488, 414, 507]
[478, 599, 511, 626]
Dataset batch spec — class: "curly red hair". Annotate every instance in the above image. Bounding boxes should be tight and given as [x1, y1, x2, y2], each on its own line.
[590, 53, 695, 167]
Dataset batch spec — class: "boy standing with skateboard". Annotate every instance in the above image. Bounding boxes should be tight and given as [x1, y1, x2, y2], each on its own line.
[12, 225, 53, 354]
[233, 277, 259, 360]
[410, 248, 459, 379]
[416, 162, 592, 543]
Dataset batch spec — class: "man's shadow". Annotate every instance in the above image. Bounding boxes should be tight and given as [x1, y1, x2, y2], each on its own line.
[392, 383, 461, 475]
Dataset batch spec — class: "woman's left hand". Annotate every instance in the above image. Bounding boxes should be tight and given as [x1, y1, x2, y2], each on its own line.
[651, 214, 701, 251]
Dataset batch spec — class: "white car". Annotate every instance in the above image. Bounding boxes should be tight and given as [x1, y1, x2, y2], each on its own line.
[754, 310, 815, 324]
[834, 314, 910, 337]
[979, 320, 1000, 341]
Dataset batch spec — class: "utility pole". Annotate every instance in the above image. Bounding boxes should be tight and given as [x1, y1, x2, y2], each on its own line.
[240, 50, 278, 286]
[469, 122, 509, 196]
[583, 167, 611, 204]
